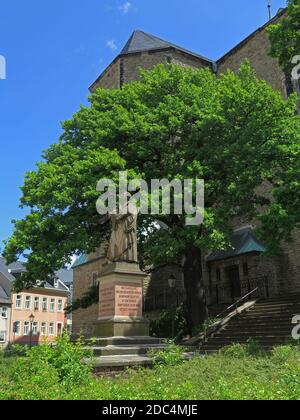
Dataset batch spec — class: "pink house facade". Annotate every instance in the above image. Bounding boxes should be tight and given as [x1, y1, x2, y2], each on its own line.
[10, 288, 68, 345]
[0, 257, 70, 346]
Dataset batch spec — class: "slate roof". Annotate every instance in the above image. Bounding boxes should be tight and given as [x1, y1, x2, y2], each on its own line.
[120, 30, 213, 63]
[206, 228, 266, 263]
[0, 258, 71, 293]
[0, 284, 10, 304]
[0, 257, 25, 274]
[56, 268, 73, 287]
[72, 254, 88, 269]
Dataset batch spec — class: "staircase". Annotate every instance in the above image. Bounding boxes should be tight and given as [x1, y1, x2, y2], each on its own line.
[200, 294, 300, 354]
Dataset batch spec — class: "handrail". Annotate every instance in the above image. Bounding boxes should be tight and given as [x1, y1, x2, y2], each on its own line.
[202, 287, 259, 343]
[215, 287, 259, 320]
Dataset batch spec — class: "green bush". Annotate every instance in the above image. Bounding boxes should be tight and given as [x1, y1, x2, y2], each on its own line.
[150, 303, 188, 340]
[221, 341, 265, 358]
[2, 333, 93, 399]
[149, 341, 186, 367]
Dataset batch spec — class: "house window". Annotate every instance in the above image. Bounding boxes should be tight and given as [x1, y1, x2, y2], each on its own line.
[23, 321, 30, 336]
[13, 321, 20, 336]
[1, 307, 8, 319]
[42, 298, 48, 312]
[57, 299, 63, 312]
[216, 268, 221, 282]
[24, 296, 31, 310]
[16, 295, 22, 309]
[50, 299, 55, 312]
[243, 263, 249, 277]
[48, 323, 55, 336]
[165, 55, 172, 63]
[34, 297, 39, 311]
[40, 322, 47, 336]
[32, 322, 39, 336]
[54, 279, 59, 289]
[0, 332, 6, 343]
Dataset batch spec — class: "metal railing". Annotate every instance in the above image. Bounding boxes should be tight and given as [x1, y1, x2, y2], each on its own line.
[144, 290, 185, 312]
[214, 276, 269, 305]
[202, 287, 260, 343]
[215, 287, 259, 320]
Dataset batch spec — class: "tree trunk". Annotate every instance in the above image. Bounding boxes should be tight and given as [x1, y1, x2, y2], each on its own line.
[183, 246, 208, 333]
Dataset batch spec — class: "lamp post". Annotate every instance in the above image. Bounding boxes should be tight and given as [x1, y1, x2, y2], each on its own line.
[29, 313, 35, 349]
[168, 275, 177, 338]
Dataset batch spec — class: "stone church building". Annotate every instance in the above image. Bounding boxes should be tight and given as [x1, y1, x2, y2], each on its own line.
[72, 8, 300, 337]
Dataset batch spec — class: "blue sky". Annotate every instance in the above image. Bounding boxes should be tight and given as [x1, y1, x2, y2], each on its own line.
[0, 0, 286, 250]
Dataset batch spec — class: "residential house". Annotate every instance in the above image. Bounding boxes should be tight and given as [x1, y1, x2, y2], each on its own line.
[0, 262, 12, 348]
[0, 258, 70, 345]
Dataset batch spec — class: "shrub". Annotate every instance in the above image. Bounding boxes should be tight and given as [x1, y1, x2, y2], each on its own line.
[221, 341, 264, 358]
[149, 341, 186, 367]
[5, 333, 93, 399]
[149, 303, 188, 340]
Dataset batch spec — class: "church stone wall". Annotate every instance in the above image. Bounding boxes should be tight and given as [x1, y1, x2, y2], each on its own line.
[91, 59, 121, 91]
[218, 26, 285, 96]
[91, 49, 211, 92]
[72, 257, 107, 338]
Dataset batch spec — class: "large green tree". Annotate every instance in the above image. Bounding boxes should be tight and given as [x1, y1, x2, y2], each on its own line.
[4, 63, 300, 330]
[268, 0, 300, 74]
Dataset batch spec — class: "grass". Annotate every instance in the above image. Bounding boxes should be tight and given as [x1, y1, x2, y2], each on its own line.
[0, 340, 300, 400]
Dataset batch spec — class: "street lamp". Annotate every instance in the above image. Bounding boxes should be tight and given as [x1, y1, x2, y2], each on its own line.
[168, 275, 177, 338]
[29, 313, 35, 349]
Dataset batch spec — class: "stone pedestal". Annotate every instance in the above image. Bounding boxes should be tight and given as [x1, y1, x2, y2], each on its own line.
[94, 262, 149, 337]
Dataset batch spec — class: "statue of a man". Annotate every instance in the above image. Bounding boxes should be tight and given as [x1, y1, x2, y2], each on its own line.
[107, 194, 138, 263]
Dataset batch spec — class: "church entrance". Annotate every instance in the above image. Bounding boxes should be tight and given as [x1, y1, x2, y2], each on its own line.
[226, 266, 241, 302]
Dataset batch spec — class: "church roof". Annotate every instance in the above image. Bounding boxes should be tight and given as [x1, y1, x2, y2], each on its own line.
[120, 30, 213, 63]
[206, 228, 266, 263]
[72, 254, 88, 269]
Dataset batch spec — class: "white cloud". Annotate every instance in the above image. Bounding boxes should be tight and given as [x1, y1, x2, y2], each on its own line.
[119, 1, 132, 14]
[106, 40, 118, 51]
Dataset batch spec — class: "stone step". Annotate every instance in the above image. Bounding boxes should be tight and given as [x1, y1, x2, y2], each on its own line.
[230, 316, 293, 327]
[259, 295, 300, 303]
[90, 344, 167, 357]
[217, 330, 292, 337]
[202, 337, 290, 346]
[230, 315, 295, 322]
[91, 351, 198, 370]
[86, 336, 162, 347]
[92, 354, 153, 369]
[248, 308, 300, 315]
[228, 323, 294, 330]
[249, 307, 300, 314]
[253, 302, 300, 308]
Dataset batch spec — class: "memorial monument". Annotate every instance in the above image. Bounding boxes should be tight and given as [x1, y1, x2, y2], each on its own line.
[94, 196, 150, 337]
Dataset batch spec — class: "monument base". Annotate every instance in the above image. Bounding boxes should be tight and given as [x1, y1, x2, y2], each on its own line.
[94, 317, 150, 338]
[94, 262, 150, 338]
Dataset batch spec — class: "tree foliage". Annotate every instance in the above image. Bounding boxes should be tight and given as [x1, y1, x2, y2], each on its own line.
[268, 0, 300, 74]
